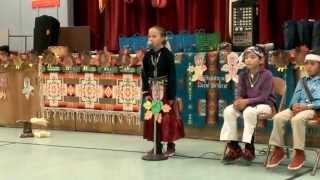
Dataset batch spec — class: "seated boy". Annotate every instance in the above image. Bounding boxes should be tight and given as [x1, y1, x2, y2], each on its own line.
[267, 51, 320, 170]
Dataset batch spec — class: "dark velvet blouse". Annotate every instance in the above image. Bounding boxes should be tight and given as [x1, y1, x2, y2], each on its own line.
[141, 47, 176, 100]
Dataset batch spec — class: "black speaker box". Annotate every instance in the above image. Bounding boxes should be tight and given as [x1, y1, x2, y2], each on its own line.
[33, 15, 60, 53]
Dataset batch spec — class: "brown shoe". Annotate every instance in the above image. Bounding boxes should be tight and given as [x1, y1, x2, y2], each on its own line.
[243, 147, 256, 162]
[288, 149, 305, 170]
[165, 142, 176, 157]
[222, 143, 242, 164]
[266, 146, 285, 168]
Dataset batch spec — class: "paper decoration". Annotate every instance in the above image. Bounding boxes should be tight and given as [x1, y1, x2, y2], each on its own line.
[30, 117, 48, 127]
[187, 53, 207, 82]
[143, 80, 171, 122]
[0, 73, 8, 100]
[293, 46, 309, 75]
[98, 0, 107, 13]
[162, 104, 172, 113]
[13, 56, 24, 70]
[151, 100, 163, 114]
[271, 50, 290, 72]
[144, 110, 153, 120]
[143, 100, 171, 123]
[143, 101, 152, 110]
[221, 52, 245, 83]
[22, 77, 34, 100]
[33, 130, 50, 138]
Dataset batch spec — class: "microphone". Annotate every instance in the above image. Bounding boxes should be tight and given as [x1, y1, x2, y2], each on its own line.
[256, 43, 274, 51]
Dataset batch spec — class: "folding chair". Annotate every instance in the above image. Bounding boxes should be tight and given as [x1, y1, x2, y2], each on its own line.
[307, 120, 320, 176]
[263, 77, 289, 166]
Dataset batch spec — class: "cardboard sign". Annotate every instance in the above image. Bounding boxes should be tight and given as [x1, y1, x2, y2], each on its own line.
[32, 0, 60, 9]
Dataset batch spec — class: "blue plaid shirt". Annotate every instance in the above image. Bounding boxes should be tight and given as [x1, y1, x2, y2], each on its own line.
[290, 75, 320, 109]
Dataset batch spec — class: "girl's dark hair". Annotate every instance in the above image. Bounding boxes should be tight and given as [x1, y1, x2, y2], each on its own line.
[150, 25, 167, 45]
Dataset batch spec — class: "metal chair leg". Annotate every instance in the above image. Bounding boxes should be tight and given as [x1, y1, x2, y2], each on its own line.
[221, 143, 228, 161]
[311, 150, 320, 176]
[264, 145, 271, 167]
[286, 147, 290, 158]
[283, 130, 290, 159]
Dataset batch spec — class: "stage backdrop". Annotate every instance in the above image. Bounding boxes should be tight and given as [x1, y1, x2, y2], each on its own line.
[0, 52, 318, 146]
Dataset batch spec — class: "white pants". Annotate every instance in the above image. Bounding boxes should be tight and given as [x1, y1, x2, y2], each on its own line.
[220, 104, 272, 143]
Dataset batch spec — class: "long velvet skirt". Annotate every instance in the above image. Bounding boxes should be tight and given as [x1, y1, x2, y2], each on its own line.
[143, 98, 185, 142]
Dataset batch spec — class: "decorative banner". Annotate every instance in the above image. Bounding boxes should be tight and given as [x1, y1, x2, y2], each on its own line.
[32, 0, 60, 9]
[41, 72, 141, 112]
[175, 52, 222, 127]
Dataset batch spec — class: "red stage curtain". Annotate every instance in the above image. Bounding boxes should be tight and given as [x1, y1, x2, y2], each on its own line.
[74, 0, 105, 50]
[105, 0, 229, 51]
[258, 0, 320, 48]
[74, 0, 320, 51]
[74, 0, 229, 51]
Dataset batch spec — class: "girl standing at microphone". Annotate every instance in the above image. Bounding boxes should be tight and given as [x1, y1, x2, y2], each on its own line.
[141, 26, 185, 157]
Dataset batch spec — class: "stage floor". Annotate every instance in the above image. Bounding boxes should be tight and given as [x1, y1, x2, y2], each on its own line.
[0, 127, 318, 180]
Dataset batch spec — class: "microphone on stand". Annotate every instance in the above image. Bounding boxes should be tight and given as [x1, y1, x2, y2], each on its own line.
[256, 43, 274, 64]
[256, 43, 274, 51]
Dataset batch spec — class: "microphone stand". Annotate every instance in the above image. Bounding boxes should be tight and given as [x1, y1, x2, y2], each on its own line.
[142, 52, 168, 161]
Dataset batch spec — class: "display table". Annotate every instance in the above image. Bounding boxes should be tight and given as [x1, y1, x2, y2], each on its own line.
[0, 63, 142, 135]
